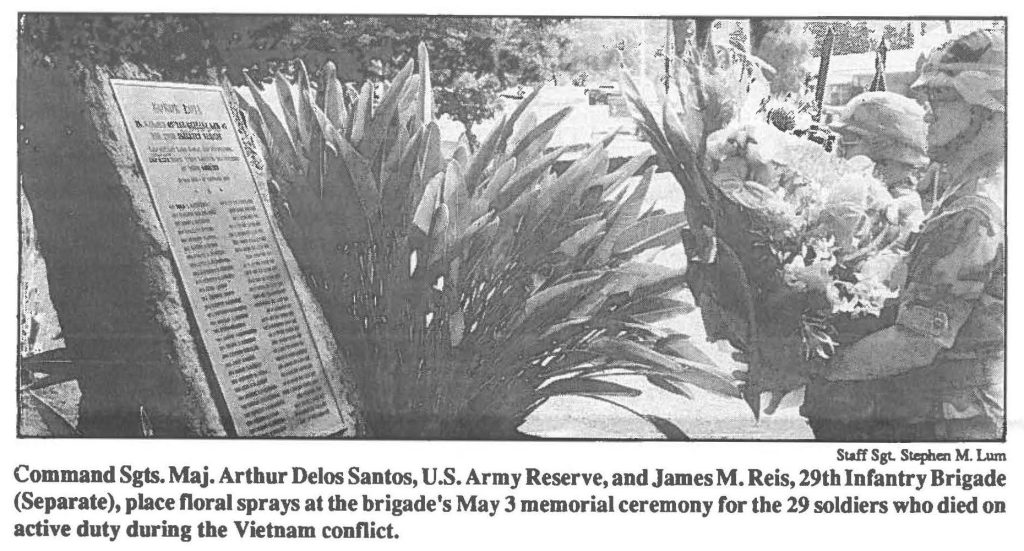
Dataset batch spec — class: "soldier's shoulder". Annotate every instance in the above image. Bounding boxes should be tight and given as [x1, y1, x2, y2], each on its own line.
[909, 176, 1003, 279]
[945, 194, 1003, 232]
[924, 175, 1003, 240]
[958, 164, 1005, 218]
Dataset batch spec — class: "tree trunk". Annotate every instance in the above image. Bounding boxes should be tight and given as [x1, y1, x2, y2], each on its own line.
[749, 19, 772, 52]
[671, 19, 691, 57]
[694, 19, 715, 50]
[672, 18, 715, 56]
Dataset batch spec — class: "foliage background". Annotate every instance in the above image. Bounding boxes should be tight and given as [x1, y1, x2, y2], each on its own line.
[21, 15, 979, 143]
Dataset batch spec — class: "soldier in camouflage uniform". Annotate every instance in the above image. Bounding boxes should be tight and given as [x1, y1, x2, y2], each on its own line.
[801, 29, 1005, 441]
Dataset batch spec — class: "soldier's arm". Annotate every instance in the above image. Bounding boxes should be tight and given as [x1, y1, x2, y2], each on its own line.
[824, 325, 943, 380]
[824, 207, 1000, 381]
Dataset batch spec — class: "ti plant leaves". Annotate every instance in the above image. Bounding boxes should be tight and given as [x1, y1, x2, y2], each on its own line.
[246, 44, 737, 439]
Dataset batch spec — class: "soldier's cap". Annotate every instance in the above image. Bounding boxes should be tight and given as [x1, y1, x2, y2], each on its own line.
[910, 29, 1005, 113]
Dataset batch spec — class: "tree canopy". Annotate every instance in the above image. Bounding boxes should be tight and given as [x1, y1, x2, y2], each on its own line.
[210, 16, 574, 143]
[20, 14, 575, 143]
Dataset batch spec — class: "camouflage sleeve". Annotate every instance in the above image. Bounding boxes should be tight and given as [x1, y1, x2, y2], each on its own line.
[897, 203, 1002, 348]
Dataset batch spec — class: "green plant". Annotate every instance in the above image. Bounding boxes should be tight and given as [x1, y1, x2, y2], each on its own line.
[237, 45, 739, 439]
[18, 347, 81, 437]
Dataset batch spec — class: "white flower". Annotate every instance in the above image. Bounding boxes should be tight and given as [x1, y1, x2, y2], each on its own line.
[826, 268, 900, 317]
[709, 109, 918, 323]
[783, 239, 837, 294]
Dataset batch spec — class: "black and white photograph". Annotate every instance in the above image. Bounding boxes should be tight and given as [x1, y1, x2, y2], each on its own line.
[17, 13, 1006, 442]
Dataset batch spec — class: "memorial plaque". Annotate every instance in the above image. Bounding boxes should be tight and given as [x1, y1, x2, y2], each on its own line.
[110, 80, 344, 437]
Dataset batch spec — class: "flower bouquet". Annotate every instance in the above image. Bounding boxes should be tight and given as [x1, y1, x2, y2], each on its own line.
[621, 46, 923, 415]
[710, 122, 919, 354]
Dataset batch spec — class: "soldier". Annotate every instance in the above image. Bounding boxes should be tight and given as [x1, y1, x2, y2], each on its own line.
[801, 29, 1005, 441]
[829, 91, 929, 241]
[831, 91, 927, 188]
